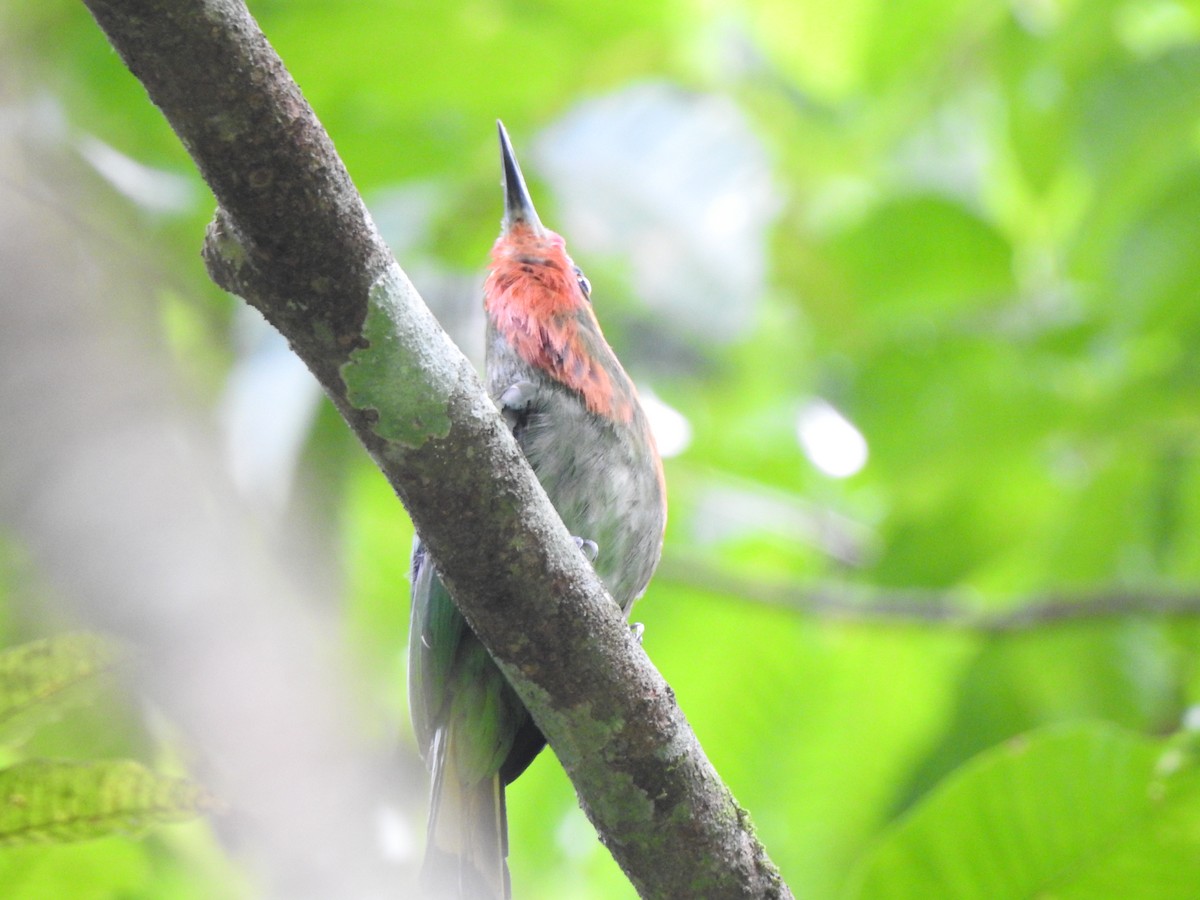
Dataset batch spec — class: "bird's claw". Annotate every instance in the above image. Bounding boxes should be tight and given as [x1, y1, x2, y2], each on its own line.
[573, 536, 599, 562]
[630, 622, 645, 644]
[499, 380, 537, 431]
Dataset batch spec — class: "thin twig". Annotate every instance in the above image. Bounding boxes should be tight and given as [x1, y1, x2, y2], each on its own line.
[660, 555, 1200, 633]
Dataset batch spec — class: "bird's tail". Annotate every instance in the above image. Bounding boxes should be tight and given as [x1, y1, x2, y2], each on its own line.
[422, 728, 510, 900]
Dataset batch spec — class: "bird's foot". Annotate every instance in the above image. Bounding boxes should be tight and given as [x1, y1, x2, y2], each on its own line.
[572, 536, 599, 562]
[630, 622, 645, 644]
[498, 380, 537, 431]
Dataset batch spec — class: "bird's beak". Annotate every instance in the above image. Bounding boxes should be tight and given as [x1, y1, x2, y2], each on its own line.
[498, 120, 543, 233]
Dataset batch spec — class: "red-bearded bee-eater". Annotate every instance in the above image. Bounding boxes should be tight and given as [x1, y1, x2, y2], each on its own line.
[408, 121, 667, 899]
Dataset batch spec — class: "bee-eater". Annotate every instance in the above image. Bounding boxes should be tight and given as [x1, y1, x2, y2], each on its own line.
[409, 121, 666, 899]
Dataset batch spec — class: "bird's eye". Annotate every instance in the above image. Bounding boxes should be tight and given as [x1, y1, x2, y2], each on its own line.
[572, 265, 592, 302]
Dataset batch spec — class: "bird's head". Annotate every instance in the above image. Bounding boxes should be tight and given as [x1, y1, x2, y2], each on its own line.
[484, 121, 634, 423]
[487, 121, 591, 321]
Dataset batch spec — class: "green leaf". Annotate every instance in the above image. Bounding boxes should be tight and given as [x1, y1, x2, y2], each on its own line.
[844, 722, 1200, 899]
[0, 759, 219, 846]
[0, 635, 118, 745]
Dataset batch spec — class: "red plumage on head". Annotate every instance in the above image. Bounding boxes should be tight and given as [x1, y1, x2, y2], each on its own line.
[486, 222, 635, 423]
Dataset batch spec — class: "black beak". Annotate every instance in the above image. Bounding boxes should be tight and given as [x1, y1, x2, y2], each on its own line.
[498, 120, 543, 232]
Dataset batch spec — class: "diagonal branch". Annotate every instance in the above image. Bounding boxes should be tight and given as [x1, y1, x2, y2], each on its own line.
[78, 1, 792, 897]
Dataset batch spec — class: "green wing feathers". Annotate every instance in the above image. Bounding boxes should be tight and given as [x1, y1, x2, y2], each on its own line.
[410, 538, 524, 899]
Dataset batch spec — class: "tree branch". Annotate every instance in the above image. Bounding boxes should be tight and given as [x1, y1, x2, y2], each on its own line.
[79, 1, 790, 897]
[661, 555, 1200, 633]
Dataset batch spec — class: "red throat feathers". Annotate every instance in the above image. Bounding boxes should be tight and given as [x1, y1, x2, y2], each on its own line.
[485, 222, 636, 424]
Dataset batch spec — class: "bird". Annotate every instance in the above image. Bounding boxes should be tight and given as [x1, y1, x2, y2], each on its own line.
[408, 121, 667, 899]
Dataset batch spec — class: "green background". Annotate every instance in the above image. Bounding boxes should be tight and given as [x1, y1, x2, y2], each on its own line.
[6, 0, 1200, 897]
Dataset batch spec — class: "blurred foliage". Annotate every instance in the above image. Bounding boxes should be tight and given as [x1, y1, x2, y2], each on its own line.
[7, 0, 1200, 897]
[0, 633, 118, 746]
[0, 635, 225, 898]
[847, 722, 1200, 898]
[0, 758, 217, 847]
